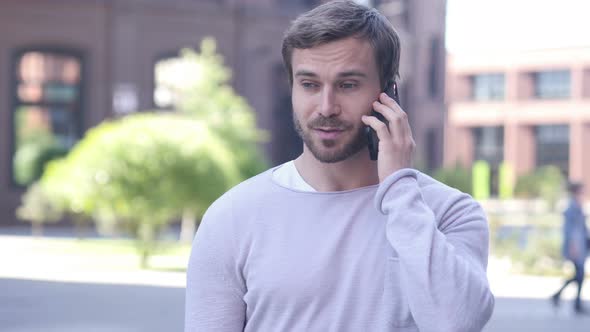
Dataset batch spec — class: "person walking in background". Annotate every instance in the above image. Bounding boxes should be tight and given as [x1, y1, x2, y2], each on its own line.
[551, 181, 588, 314]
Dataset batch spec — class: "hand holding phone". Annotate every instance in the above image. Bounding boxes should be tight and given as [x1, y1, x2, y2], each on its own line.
[366, 81, 401, 160]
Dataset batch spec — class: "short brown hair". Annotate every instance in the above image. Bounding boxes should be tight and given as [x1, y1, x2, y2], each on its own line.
[281, 0, 401, 88]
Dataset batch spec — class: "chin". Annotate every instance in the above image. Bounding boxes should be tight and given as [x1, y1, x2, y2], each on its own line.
[308, 139, 366, 164]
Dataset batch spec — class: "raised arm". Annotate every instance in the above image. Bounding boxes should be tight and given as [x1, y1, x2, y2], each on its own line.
[375, 169, 495, 332]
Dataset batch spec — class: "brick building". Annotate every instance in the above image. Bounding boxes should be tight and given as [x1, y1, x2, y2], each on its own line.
[446, 47, 590, 199]
[0, 0, 447, 223]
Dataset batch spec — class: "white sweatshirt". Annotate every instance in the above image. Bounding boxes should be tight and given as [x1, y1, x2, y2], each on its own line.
[185, 167, 494, 331]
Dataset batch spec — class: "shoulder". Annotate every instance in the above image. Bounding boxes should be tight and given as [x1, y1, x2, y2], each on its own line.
[201, 168, 278, 226]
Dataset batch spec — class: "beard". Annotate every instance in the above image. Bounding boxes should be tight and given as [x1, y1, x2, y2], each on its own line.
[293, 113, 367, 163]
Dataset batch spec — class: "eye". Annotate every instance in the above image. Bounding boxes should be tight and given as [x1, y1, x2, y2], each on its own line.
[340, 82, 357, 90]
[301, 81, 319, 89]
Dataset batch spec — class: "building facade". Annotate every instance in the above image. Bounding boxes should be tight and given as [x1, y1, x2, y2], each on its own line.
[0, 0, 447, 224]
[445, 47, 590, 199]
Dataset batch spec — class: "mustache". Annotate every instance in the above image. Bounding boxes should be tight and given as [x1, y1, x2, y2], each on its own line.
[307, 116, 353, 130]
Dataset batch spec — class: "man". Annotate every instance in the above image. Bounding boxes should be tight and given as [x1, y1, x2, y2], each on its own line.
[551, 181, 588, 314]
[185, 1, 494, 331]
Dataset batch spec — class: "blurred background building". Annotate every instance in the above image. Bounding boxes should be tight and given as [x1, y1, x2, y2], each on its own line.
[445, 47, 590, 198]
[0, 0, 447, 224]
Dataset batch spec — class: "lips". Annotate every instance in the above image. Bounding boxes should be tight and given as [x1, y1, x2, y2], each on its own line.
[316, 127, 344, 131]
[314, 127, 345, 139]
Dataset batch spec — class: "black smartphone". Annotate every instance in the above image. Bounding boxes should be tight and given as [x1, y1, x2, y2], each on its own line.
[366, 81, 401, 160]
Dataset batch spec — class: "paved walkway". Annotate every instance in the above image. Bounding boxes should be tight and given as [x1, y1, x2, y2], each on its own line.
[0, 278, 184, 332]
[1, 230, 589, 331]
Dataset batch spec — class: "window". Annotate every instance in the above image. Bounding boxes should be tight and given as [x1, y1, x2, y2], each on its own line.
[533, 70, 570, 99]
[426, 128, 439, 171]
[153, 48, 200, 111]
[153, 51, 182, 110]
[473, 126, 504, 166]
[471, 73, 505, 101]
[428, 37, 441, 99]
[375, 0, 410, 27]
[473, 126, 504, 196]
[11, 48, 84, 186]
[535, 125, 569, 174]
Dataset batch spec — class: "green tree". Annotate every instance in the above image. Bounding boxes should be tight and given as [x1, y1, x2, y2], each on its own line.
[13, 132, 68, 186]
[433, 163, 472, 195]
[155, 38, 269, 241]
[16, 183, 63, 236]
[155, 38, 269, 179]
[40, 114, 241, 267]
[536, 166, 564, 211]
[514, 166, 564, 210]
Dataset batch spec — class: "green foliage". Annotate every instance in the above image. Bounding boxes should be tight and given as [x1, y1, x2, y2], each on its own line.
[491, 222, 563, 276]
[536, 166, 565, 210]
[34, 37, 269, 265]
[433, 164, 472, 195]
[155, 38, 269, 179]
[13, 133, 68, 186]
[40, 114, 240, 266]
[16, 183, 63, 234]
[472, 160, 491, 200]
[514, 166, 564, 210]
[498, 162, 514, 199]
[514, 173, 538, 198]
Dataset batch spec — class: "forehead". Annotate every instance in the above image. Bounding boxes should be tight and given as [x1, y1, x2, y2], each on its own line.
[291, 37, 377, 76]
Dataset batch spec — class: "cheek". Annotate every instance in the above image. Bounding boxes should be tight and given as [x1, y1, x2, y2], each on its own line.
[345, 97, 373, 118]
[292, 89, 315, 117]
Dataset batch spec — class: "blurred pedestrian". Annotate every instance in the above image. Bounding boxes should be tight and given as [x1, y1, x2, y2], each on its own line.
[551, 181, 588, 314]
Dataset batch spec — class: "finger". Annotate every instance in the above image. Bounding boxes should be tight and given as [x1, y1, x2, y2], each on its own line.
[378, 92, 414, 141]
[379, 92, 401, 112]
[361, 115, 391, 141]
[372, 101, 407, 142]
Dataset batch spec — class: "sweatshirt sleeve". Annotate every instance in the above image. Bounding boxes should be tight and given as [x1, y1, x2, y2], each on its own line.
[185, 199, 246, 331]
[374, 168, 495, 332]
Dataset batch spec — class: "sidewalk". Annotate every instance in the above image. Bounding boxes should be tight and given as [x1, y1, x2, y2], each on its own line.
[488, 256, 590, 300]
[0, 233, 186, 288]
[2, 230, 590, 331]
[1, 232, 586, 299]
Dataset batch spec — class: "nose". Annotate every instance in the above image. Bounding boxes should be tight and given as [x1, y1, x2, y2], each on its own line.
[318, 87, 341, 117]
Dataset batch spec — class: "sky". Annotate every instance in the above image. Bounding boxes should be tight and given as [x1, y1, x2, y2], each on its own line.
[445, 0, 590, 54]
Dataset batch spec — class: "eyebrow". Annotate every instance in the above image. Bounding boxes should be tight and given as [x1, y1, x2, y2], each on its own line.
[294, 70, 367, 79]
[337, 71, 367, 78]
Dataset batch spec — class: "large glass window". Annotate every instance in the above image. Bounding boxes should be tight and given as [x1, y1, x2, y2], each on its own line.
[471, 73, 505, 101]
[533, 70, 570, 99]
[153, 50, 196, 111]
[535, 125, 569, 174]
[154, 53, 179, 110]
[428, 36, 441, 99]
[473, 126, 504, 165]
[473, 126, 504, 196]
[11, 49, 83, 186]
[374, 0, 410, 27]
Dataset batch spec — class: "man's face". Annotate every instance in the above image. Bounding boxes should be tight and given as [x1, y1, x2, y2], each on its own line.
[291, 37, 381, 163]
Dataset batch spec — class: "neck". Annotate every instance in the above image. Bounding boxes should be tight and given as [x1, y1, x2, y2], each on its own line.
[294, 146, 379, 192]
